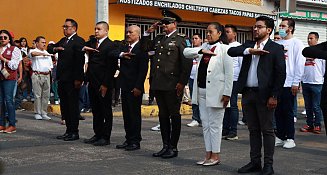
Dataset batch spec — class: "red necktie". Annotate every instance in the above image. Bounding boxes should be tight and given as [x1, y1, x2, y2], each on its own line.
[202, 46, 216, 64]
[128, 45, 132, 53]
[96, 40, 99, 49]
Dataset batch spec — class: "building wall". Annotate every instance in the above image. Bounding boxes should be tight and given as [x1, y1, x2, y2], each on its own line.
[229, 0, 262, 6]
[0, 0, 95, 43]
[108, 4, 256, 40]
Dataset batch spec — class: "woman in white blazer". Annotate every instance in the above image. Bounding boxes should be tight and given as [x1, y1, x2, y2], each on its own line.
[183, 22, 234, 166]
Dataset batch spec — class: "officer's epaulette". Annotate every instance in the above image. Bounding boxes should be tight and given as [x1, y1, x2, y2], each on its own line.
[157, 33, 165, 36]
[177, 33, 186, 37]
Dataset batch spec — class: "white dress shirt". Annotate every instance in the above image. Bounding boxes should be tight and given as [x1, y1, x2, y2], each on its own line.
[244, 38, 269, 87]
[29, 48, 53, 72]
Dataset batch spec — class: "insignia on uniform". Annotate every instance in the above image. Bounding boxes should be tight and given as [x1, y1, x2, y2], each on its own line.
[167, 52, 170, 55]
[168, 43, 175, 46]
[177, 33, 186, 37]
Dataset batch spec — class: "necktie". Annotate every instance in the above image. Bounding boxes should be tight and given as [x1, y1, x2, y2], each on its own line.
[128, 45, 132, 53]
[96, 40, 99, 49]
[202, 46, 216, 64]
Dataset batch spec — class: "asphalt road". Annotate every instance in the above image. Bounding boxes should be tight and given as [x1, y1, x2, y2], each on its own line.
[0, 109, 326, 175]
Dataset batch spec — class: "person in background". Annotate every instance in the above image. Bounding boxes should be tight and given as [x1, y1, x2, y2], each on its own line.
[222, 24, 243, 140]
[300, 32, 325, 134]
[0, 30, 23, 133]
[186, 33, 202, 127]
[19, 37, 29, 55]
[29, 36, 53, 120]
[273, 32, 281, 41]
[275, 18, 306, 149]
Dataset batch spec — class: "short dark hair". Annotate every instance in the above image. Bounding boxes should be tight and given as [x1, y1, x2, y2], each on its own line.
[14, 40, 20, 44]
[192, 33, 202, 39]
[308, 32, 319, 39]
[35, 36, 45, 43]
[282, 18, 295, 34]
[274, 32, 279, 35]
[96, 21, 109, 30]
[65, 18, 78, 30]
[208, 22, 228, 44]
[256, 16, 275, 36]
[225, 24, 237, 33]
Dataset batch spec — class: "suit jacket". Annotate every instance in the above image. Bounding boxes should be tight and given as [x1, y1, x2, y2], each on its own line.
[48, 34, 85, 82]
[228, 39, 286, 103]
[119, 42, 148, 92]
[85, 37, 118, 89]
[141, 31, 192, 91]
[184, 43, 234, 108]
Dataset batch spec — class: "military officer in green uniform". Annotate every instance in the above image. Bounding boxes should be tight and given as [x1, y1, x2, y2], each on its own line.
[141, 10, 192, 159]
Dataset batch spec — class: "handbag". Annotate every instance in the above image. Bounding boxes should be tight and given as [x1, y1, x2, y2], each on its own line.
[1, 62, 10, 79]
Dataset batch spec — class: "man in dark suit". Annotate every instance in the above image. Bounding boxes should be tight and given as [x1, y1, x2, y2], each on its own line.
[48, 18, 85, 141]
[141, 10, 192, 158]
[303, 42, 327, 135]
[115, 25, 148, 151]
[82, 21, 117, 146]
[228, 16, 286, 175]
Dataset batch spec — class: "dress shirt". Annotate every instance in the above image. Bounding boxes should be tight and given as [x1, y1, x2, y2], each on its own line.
[29, 48, 53, 72]
[97, 36, 107, 47]
[244, 38, 269, 87]
[0, 43, 22, 70]
[119, 40, 139, 57]
[229, 41, 243, 81]
[66, 32, 76, 43]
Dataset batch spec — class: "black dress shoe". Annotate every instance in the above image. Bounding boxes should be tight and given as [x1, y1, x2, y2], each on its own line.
[125, 143, 140, 151]
[93, 138, 110, 146]
[79, 115, 85, 120]
[161, 148, 178, 159]
[84, 135, 100, 144]
[153, 146, 169, 157]
[116, 141, 129, 149]
[56, 133, 71, 140]
[238, 162, 262, 173]
[64, 133, 79, 141]
[261, 164, 274, 175]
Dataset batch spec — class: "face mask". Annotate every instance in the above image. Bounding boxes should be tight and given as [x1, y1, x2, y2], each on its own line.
[279, 29, 287, 38]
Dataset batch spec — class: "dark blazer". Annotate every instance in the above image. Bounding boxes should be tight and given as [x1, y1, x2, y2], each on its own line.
[48, 34, 85, 82]
[85, 37, 118, 89]
[228, 39, 286, 102]
[141, 31, 192, 91]
[119, 42, 148, 92]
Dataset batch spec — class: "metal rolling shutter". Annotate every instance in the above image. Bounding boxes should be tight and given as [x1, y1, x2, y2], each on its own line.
[293, 21, 327, 46]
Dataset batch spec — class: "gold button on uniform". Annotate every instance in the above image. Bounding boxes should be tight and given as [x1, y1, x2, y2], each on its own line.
[158, 59, 160, 62]
[159, 53, 162, 55]
[157, 66, 160, 68]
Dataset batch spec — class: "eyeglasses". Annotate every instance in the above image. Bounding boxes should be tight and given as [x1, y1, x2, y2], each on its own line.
[62, 25, 73, 29]
[253, 25, 267, 29]
[0, 36, 8, 40]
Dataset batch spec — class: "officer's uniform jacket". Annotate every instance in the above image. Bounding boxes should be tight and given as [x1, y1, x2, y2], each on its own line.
[141, 31, 192, 91]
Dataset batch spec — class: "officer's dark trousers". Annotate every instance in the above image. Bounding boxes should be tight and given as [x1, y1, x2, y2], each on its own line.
[155, 90, 182, 149]
[58, 81, 80, 134]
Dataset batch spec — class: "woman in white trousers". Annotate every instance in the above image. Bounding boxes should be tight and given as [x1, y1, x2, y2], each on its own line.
[183, 22, 234, 166]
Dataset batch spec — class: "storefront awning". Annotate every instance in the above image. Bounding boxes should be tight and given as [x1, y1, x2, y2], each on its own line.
[116, 0, 276, 20]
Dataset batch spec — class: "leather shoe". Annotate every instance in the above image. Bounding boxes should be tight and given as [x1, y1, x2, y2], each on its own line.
[64, 133, 79, 141]
[84, 135, 100, 144]
[152, 145, 169, 157]
[56, 133, 71, 140]
[261, 164, 274, 175]
[238, 162, 262, 173]
[116, 141, 129, 149]
[125, 143, 140, 151]
[161, 148, 178, 159]
[93, 138, 110, 146]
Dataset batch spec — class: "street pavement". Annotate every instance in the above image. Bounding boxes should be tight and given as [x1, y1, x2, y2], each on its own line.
[0, 107, 326, 175]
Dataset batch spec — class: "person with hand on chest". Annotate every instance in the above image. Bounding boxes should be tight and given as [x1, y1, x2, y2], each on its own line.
[184, 22, 234, 166]
[83, 21, 118, 146]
